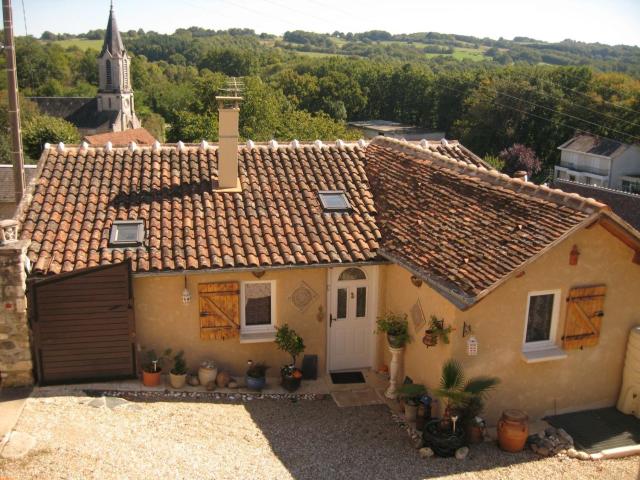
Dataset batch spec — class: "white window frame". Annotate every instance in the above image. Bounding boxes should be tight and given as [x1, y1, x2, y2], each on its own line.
[240, 280, 276, 334]
[522, 289, 561, 352]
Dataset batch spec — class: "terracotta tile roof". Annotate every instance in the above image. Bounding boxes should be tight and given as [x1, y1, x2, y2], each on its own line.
[366, 137, 606, 308]
[83, 128, 156, 147]
[551, 179, 640, 231]
[20, 142, 380, 275]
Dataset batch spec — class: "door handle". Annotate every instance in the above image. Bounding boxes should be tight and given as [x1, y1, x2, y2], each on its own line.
[330, 314, 334, 327]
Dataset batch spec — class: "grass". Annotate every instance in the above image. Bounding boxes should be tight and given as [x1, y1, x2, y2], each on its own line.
[44, 39, 103, 50]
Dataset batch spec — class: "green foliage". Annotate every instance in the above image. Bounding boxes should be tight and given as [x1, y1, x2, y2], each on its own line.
[246, 362, 269, 378]
[483, 155, 505, 171]
[427, 315, 453, 344]
[274, 324, 305, 366]
[397, 383, 427, 405]
[435, 359, 499, 421]
[22, 115, 80, 160]
[141, 347, 172, 373]
[376, 312, 411, 346]
[171, 350, 188, 375]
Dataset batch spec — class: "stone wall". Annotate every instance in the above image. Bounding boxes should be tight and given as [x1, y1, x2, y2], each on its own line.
[0, 239, 33, 387]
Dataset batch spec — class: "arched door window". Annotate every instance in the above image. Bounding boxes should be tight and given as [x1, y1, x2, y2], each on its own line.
[338, 267, 366, 281]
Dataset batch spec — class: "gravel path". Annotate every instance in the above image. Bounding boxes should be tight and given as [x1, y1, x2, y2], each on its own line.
[1, 394, 638, 480]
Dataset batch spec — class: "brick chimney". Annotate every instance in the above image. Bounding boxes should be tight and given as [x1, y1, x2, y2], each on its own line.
[216, 95, 242, 191]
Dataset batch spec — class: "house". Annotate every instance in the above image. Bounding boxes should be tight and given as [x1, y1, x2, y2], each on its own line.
[82, 127, 156, 148]
[348, 120, 445, 141]
[0, 164, 38, 218]
[551, 179, 640, 231]
[28, 5, 141, 135]
[555, 134, 640, 192]
[2, 99, 639, 425]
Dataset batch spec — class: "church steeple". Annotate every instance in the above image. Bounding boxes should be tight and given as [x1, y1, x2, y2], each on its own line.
[96, 2, 140, 132]
[100, 2, 125, 57]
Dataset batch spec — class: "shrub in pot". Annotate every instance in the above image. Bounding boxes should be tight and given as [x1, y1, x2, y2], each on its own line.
[246, 360, 269, 391]
[141, 347, 171, 387]
[169, 350, 188, 389]
[275, 324, 305, 392]
[397, 383, 427, 422]
[422, 315, 453, 347]
[376, 313, 411, 348]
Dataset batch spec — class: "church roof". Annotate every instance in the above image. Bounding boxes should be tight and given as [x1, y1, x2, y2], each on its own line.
[84, 128, 157, 147]
[29, 97, 118, 130]
[100, 5, 125, 57]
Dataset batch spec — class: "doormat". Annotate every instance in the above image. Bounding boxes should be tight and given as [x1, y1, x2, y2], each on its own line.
[330, 371, 365, 384]
[546, 407, 640, 453]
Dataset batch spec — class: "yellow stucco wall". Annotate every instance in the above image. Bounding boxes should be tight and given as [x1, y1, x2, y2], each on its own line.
[380, 224, 640, 423]
[133, 268, 327, 376]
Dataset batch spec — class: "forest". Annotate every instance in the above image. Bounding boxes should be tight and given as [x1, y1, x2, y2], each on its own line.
[1, 27, 640, 180]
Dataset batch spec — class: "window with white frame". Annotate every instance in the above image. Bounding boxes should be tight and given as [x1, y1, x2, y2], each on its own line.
[523, 290, 560, 351]
[241, 281, 275, 332]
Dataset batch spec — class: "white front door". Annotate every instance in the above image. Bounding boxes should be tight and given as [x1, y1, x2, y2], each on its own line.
[328, 267, 376, 371]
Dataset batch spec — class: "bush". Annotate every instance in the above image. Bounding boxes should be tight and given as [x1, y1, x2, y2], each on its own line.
[274, 324, 305, 366]
[498, 143, 542, 178]
[22, 114, 79, 160]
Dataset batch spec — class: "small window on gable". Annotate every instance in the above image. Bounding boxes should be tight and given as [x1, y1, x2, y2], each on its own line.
[523, 290, 560, 351]
[109, 220, 144, 247]
[319, 191, 351, 212]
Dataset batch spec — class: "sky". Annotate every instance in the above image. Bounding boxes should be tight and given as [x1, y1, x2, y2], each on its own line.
[13, 0, 640, 46]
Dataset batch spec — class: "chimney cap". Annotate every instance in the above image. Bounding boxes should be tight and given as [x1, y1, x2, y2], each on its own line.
[514, 170, 528, 180]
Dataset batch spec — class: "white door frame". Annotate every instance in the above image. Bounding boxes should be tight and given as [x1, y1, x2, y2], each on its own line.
[326, 265, 379, 373]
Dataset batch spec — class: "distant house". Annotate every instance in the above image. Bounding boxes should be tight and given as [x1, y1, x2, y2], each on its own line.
[348, 120, 445, 141]
[555, 134, 640, 192]
[0, 164, 38, 218]
[28, 5, 140, 135]
[83, 127, 156, 147]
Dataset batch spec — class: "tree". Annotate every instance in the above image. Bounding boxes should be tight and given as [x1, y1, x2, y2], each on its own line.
[498, 143, 542, 177]
[22, 115, 80, 160]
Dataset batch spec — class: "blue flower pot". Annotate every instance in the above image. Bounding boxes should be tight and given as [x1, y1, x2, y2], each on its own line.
[246, 375, 266, 391]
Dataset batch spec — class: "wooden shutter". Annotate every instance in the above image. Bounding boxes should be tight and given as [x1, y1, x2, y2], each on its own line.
[198, 282, 240, 340]
[561, 285, 606, 349]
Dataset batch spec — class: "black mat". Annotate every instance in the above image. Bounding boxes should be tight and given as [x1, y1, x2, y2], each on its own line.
[546, 407, 640, 453]
[330, 371, 365, 384]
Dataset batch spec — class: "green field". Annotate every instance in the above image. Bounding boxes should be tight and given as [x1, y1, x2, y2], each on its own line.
[46, 38, 103, 50]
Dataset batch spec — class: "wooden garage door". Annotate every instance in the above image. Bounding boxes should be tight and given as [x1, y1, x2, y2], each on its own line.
[29, 261, 136, 385]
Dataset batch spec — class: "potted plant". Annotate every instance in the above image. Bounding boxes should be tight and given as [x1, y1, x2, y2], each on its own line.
[422, 359, 499, 456]
[460, 378, 500, 443]
[169, 350, 188, 389]
[141, 347, 171, 387]
[397, 383, 427, 422]
[198, 360, 218, 387]
[422, 316, 453, 347]
[376, 312, 411, 348]
[275, 324, 305, 392]
[246, 360, 269, 391]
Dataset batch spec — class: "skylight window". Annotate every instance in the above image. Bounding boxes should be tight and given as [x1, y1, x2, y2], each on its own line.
[318, 191, 351, 212]
[109, 220, 145, 247]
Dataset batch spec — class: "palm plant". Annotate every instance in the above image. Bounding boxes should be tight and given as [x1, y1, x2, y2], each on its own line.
[434, 359, 499, 428]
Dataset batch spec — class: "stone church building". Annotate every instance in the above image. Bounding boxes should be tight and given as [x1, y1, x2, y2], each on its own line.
[28, 5, 141, 135]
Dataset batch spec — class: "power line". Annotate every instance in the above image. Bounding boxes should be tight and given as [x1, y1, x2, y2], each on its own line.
[19, 0, 27, 37]
[478, 83, 640, 144]
[541, 77, 640, 117]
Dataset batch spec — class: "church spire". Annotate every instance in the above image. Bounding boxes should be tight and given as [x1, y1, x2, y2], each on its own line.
[100, 2, 125, 57]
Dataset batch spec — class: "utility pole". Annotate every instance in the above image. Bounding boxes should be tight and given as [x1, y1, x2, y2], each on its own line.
[3, 0, 25, 204]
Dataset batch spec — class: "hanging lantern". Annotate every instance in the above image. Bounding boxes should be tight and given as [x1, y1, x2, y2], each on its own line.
[182, 275, 191, 305]
[467, 336, 478, 356]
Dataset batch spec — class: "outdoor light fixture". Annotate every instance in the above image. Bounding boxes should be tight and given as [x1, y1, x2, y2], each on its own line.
[182, 276, 191, 305]
[467, 336, 479, 356]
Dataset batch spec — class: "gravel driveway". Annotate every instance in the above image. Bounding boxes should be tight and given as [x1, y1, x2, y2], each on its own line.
[1, 394, 638, 480]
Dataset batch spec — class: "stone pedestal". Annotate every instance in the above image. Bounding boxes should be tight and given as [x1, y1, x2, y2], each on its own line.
[385, 346, 404, 399]
[0, 239, 33, 387]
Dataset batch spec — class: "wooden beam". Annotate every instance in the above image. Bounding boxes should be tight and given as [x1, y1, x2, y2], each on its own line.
[598, 217, 640, 252]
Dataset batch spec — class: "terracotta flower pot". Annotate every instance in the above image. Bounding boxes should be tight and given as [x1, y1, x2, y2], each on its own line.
[281, 374, 301, 392]
[142, 370, 162, 387]
[404, 403, 418, 422]
[466, 424, 484, 444]
[497, 409, 529, 453]
[422, 331, 438, 347]
[169, 372, 187, 389]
